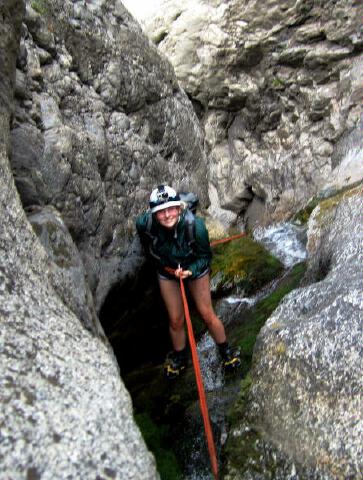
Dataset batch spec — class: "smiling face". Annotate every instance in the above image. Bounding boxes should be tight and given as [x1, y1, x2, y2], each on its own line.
[155, 206, 180, 229]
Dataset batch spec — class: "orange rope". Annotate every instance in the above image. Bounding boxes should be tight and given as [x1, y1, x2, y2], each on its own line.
[162, 232, 246, 478]
[210, 232, 246, 247]
[179, 277, 219, 480]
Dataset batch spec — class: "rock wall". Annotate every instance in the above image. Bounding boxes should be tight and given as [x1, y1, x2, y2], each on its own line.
[143, 0, 363, 228]
[11, 0, 209, 309]
[2, 0, 362, 477]
[1, 0, 212, 477]
[27, 205, 101, 334]
[225, 186, 363, 479]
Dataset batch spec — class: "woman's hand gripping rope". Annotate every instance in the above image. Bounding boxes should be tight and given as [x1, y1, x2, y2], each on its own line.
[164, 232, 247, 280]
[175, 264, 192, 280]
[164, 265, 192, 279]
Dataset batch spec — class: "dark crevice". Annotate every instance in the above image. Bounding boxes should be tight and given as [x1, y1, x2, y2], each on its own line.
[99, 261, 172, 374]
[186, 94, 206, 120]
[154, 31, 168, 45]
[315, 255, 332, 282]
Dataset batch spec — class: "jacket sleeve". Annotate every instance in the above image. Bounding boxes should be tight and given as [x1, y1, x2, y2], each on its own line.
[135, 212, 150, 252]
[136, 212, 147, 233]
[187, 217, 212, 278]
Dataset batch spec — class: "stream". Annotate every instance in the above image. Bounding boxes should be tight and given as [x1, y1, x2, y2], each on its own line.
[181, 222, 307, 480]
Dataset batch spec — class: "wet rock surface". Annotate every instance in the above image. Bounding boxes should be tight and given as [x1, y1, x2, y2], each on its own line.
[1, 1, 362, 478]
[225, 188, 363, 479]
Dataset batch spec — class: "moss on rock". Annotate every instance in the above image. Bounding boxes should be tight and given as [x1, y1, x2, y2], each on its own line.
[31, 0, 50, 15]
[222, 262, 307, 477]
[229, 262, 307, 371]
[293, 182, 362, 225]
[222, 374, 268, 476]
[293, 197, 320, 224]
[227, 374, 253, 426]
[211, 236, 284, 296]
[125, 240, 306, 479]
[134, 412, 182, 480]
[315, 184, 362, 222]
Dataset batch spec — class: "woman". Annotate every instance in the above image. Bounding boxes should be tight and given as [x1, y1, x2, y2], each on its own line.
[136, 185, 241, 379]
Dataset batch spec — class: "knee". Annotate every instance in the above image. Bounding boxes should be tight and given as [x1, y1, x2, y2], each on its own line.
[198, 307, 215, 327]
[169, 315, 184, 331]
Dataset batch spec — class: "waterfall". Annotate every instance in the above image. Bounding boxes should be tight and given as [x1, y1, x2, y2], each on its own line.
[253, 222, 307, 267]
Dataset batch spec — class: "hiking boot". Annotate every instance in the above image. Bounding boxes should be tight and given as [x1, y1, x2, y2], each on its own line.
[218, 344, 241, 372]
[163, 349, 187, 379]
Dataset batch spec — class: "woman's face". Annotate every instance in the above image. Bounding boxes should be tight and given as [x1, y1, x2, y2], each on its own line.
[155, 206, 180, 229]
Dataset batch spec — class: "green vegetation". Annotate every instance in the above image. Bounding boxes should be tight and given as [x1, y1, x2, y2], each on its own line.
[293, 197, 320, 224]
[127, 240, 307, 479]
[221, 374, 266, 475]
[293, 183, 362, 225]
[229, 262, 306, 369]
[134, 412, 182, 480]
[227, 373, 252, 426]
[31, 0, 49, 15]
[211, 236, 284, 296]
[223, 426, 263, 474]
[316, 183, 362, 221]
[223, 263, 306, 474]
[271, 77, 285, 90]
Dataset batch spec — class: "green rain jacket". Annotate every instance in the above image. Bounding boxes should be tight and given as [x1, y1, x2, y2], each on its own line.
[136, 210, 212, 279]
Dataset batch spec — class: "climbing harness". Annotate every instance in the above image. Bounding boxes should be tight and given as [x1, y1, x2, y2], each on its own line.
[179, 275, 219, 480]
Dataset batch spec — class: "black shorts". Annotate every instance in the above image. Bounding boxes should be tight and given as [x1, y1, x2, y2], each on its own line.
[157, 268, 210, 282]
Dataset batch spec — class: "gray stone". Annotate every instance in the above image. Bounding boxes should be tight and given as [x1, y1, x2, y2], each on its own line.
[0, 192, 159, 478]
[3, 0, 363, 477]
[1, 1, 159, 478]
[141, 0, 363, 228]
[28, 205, 102, 336]
[25, 3, 56, 52]
[0, 0, 24, 152]
[10, 0, 208, 310]
[226, 188, 363, 479]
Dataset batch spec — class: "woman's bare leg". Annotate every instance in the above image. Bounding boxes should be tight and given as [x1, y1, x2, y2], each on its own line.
[158, 278, 186, 351]
[187, 274, 227, 344]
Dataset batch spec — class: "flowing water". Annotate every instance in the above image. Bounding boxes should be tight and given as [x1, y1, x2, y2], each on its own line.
[181, 222, 307, 479]
[253, 222, 307, 268]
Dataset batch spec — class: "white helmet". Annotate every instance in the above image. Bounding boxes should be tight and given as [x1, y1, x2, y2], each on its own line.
[149, 185, 181, 213]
